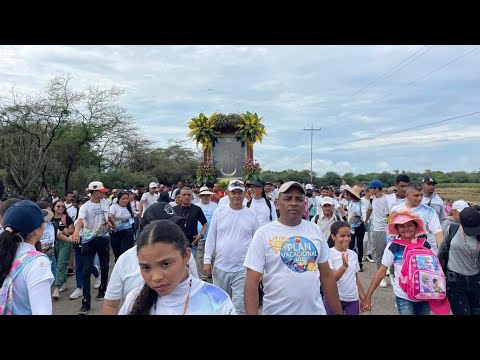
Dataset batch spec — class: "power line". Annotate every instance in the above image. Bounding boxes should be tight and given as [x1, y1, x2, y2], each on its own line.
[338, 45, 434, 108]
[323, 46, 479, 126]
[372, 47, 479, 104]
[303, 125, 322, 184]
[328, 112, 479, 147]
[310, 45, 433, 120]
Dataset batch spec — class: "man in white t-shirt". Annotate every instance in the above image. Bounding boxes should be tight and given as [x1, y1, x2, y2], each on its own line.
[364, 180, 389, 288]
[244, 181, 342, 315]
[196, 186, 218, 281]
[391, 181, 443, 252]
[138, 182, 160, 221]
[203, 179, 259, 315]
[385, 174, 410, 214]
[72, 181, 118, 314]
[101, 202, 198, 315]
[421, 176, 445, 222]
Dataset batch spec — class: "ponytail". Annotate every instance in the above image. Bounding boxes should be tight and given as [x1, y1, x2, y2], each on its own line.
[0, 229, 23, 286]
[128, 283, 158, 315]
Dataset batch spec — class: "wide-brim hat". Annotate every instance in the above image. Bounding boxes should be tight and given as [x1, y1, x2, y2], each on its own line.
[387, 210, 426, 237]
[198, 186, 214, 196]
[345, 185, 363, 200]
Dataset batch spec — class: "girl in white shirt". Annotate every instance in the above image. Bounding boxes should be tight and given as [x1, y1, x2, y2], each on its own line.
[324, 221, 365, 315]
[0, 200, 54, 315]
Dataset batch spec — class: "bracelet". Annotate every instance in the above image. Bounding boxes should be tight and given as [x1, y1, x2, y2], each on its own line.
[342, 265, 348, 270]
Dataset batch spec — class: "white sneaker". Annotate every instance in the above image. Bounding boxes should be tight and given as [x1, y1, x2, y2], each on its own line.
[69, 288, 83, 300]
[52, 288, 60, 300]
[94, 277, 101, 289]
[366, 254, 375, 263]
[379, 278, 388, 288]
[59, 283, 69, 293]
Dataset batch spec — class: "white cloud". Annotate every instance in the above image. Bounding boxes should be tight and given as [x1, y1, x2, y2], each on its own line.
[1, 45, 480, 175]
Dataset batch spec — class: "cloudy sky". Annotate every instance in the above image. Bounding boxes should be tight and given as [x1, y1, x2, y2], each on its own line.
[1, 45, 479, 176]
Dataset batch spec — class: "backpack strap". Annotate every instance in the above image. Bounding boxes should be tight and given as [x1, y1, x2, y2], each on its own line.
[0, 250, 46, 315]
[246, 200, 252, 208]
[313, 214, 320, 224]
[265, 197, 273, 221]
[439, 223, 460, 271]
[392, 238, 427, 248]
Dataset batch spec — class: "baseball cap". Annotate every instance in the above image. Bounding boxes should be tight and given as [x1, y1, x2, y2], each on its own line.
[140, 202, 185, 233]
[249, 180, 264, 188]
[148, 182, 158, 189]
[305, 183, 313, 190]
[3, 200, 49, 237]
[320, 196, 334, 206]
[278, 181, 306, 195]
[422, 176, 437, 185]
[459, 207, 480, 236]
[368, 180, 383, 189]
[227, 180, 245, 192]
[88, 181, 109, 193]
[452, 200, 469, 212]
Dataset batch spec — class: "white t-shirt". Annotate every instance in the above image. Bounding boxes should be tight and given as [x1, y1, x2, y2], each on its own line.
[367, 194, 388, 232]
[385, 193, 407, 214]
[204, 205, 259, 272]
[247, 198, 277, 227]
[78, 199, 111, 243]
[244, 220, 329, 315]
[197, 201, 218, 239]
[105, 245, 199, 303]
[217, 196, 247, 207]
[39, 222, 57, 256]
[11, 243, 54, 315]
[422, 193, 445, 222]
[140, 192, 160, 216]
[328, 248, 360, 302]
[381, 241, 423, 302]
[109, 203, 133, 231]
[65, 203, 77, 221]
[119, 274, 236, 315]
[390, 203, 442, 251]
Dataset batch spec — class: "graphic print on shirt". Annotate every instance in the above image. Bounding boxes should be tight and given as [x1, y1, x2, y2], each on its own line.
[269, 235, 318, 273]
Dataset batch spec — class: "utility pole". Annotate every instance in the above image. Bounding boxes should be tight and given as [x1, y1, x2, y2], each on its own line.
[303, 125, 322, 184]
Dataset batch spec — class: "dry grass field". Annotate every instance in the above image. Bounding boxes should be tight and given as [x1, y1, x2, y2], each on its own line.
[435, 184, 480, 204]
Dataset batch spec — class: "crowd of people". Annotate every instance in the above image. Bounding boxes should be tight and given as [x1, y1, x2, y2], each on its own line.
[0, 175, 479, 315]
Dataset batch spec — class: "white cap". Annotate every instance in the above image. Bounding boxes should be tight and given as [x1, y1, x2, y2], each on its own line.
[321, 196, 334, 206]
[88, 181, 109, 193]
[452, 200, 469, 212]
[227, 180, 245, 192]
[149, 182, 157, 189]
[305, 183, 313, 190]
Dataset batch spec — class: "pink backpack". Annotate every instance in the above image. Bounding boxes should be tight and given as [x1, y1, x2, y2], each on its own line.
[392, 239, 446, 301]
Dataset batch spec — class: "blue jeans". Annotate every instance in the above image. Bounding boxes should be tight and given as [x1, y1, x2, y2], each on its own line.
[396, 297, 431, 315]
[190, 245, 198, 260]
[81, 236, 110, 302]
[73, 246, 99, 289]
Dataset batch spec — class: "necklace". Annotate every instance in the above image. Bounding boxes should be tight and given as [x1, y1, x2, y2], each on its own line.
[154, 278, 193, 315]
[181, 206, 191, 228]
